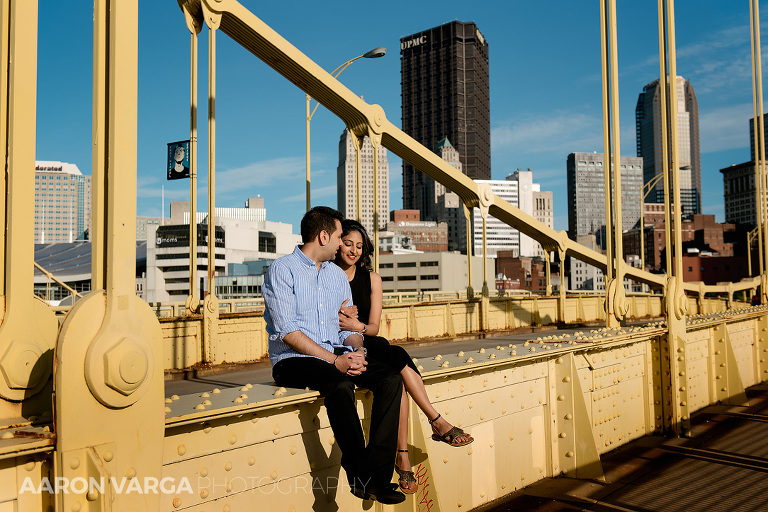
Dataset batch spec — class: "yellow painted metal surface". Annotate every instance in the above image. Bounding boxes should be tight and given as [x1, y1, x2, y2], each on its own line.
[0, 1, 767, 511]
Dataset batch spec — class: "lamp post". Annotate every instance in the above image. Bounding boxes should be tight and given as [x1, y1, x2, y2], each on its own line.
[305, 47, 386, 212]
[640, 165, 690, 274]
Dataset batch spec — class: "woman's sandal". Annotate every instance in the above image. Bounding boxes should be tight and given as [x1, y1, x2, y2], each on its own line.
[429, 414, 474, 447]
[394, 449, 417, 495]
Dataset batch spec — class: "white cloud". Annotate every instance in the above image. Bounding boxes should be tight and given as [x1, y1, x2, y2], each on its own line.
[492, 110, 604, 155]
[279, 184, 336, 203]
[699, 103, 753, 153]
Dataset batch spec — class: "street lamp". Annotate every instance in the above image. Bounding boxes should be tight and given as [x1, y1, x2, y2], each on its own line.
[305, 47, 387, 212]
[639, 165, 691, 274]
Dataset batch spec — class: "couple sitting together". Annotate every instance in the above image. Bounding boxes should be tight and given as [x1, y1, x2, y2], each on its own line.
[263, 206, 473, 504]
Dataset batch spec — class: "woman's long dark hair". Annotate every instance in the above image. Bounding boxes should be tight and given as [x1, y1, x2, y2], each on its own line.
[341, 219, 373, 271]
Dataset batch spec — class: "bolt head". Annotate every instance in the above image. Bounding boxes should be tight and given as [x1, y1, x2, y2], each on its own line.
[0, 342, 45, 390]
[103, 337, 149, 396]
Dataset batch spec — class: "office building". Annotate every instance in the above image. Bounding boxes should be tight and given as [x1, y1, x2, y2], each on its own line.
[532, 189, 554, 259]
[385, 210, 448, 252]
[401, 21, 490, 220]
[567, 152, 643, 244]
[137, 217, 168, 241]
[434, 138, 467, 252]
[721, 161, 759, 226]
[170, 196, 267, 225]
[34, 161, 91, 243]
[336, 128, 390, 233]
[636, 76, 700, 216]
[474, 169, 553, 258]
[377, 252, 494, 294]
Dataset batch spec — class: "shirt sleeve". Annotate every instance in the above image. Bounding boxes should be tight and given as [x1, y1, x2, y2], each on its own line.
[338, 274, 357, 345]
[263, 261, 301, 339]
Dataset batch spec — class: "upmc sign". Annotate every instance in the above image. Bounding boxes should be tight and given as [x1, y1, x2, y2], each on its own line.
[400, 35, 427, 50]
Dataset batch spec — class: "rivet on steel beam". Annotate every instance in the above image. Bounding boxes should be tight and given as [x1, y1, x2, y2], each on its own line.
[460, 385, 466, 393]
[177, 445, 186, 456]
[224, 462, 232, 472]
[443, 456, 449, 464]
[565, 413, 573, 420]
[195, 404, 206, 410]
[172, 498, 181, 508]
[200, 467, 209, 477]
[680, 401, 687, 406]
[248, 456, 255, 466]
[103, 451, 114, 462]
[557, 395, 565, 401]
[563, 376, 571, 382]
[125, 468, 137, 479]
[223, 505, 231, 512]
[200, 489, 209, 499]
[479, 348, 486, 353]
[273, 425, 280, 435]
[70, 457, 80, 470]
[565, 451, 574, 457]
[165, 398, 173, 404]
[228, 434, 237, 445]
[559, 432, 566, 438]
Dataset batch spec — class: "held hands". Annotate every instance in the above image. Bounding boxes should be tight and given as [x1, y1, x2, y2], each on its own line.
[339, 299, 361, 332]
[333, 349, 367, 376]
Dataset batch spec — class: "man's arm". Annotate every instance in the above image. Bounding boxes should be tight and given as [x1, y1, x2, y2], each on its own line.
[283, 330, 366, 375]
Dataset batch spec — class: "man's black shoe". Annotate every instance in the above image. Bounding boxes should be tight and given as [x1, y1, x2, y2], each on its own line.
[350, 483, 406, 504]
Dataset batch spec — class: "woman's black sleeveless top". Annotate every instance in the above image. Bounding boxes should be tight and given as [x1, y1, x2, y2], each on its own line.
[349, 267, 371, 325]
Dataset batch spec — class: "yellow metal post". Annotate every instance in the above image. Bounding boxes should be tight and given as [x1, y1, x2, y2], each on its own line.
[369, 128, 381, 272]
[0, 0, 57, 410]
[305, 93, 311, 211]
[751, 0, 768, 302]
[349, 128, 363, 222]
[750, 1, 764, 283]
[182, 6, 202, 315]
[55, 1, 163, 510]
[599, 0, 627, 327]
[202, 7, 220, 362]
[464, 203, 474, 298]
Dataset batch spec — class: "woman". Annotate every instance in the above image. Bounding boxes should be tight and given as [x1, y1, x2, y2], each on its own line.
[335, 219, 473, 495]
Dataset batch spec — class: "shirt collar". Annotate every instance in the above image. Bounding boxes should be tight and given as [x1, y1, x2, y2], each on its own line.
[293, 244, 331, 270]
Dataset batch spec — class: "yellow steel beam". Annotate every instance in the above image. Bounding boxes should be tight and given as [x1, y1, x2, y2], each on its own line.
[0, 0, 57, 408]
[55, 1, 163, 510]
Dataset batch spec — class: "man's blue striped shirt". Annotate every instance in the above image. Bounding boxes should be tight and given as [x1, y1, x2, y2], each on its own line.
[263, 245, 356, 366]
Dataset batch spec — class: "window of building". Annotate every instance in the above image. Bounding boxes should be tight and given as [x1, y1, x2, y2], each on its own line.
[398, 275, 417, 281]
[397, 262, 417, 268]
[379, 263, 394, 268]
[381, 276, 393, 282]
[420, 261, 438, 267]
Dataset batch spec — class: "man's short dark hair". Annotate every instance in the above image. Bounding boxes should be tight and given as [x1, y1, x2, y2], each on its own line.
[300, 206, 344, 243]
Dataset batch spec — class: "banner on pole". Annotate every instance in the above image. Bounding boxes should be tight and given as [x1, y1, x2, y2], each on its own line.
[167, 140, 190, 180]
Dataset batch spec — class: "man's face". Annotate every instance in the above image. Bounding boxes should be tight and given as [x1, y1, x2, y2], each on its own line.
[325, 220, 343, 261]
[174, 146, 185, 162]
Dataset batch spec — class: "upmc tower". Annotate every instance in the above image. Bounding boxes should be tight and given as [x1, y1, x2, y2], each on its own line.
[400, 21, 490, 219]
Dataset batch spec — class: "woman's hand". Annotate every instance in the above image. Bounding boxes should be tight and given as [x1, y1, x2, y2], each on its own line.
[339, 298, 358, 319]
[339, 299, 362, 332]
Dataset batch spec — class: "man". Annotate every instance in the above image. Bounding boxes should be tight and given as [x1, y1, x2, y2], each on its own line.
[263, 206, 405, 505]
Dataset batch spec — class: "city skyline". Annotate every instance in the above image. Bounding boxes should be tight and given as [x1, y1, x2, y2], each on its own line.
[35, 2, 767, 236]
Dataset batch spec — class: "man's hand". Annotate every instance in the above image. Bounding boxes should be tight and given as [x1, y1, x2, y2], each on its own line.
[333, 350, 367, 376]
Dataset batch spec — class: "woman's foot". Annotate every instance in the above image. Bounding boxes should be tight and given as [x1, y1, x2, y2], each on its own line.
[394, 449, 417, 494]
[429, 413, 473, 446]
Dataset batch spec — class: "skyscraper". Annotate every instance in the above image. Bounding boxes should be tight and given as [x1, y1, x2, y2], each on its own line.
[34, 161, 91, 243]
[472, 170, 553, 258]
[336, 128, 390, 234]
[567, 153, 643, 244]
[635, 76, 700, 216]
[400, 21, 490, 219]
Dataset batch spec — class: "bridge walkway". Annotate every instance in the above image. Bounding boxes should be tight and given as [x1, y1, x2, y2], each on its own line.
[164, 323, 628, 396]
[483, 383, 768, 512]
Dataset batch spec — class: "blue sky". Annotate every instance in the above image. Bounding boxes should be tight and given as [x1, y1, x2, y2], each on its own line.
[35, 1, 767, 232]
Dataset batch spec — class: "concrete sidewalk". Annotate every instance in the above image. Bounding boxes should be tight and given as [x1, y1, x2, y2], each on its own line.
[479, 383, 768, 512]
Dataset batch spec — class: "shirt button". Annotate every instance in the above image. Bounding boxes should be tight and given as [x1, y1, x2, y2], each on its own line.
[320, 321, 324, 325]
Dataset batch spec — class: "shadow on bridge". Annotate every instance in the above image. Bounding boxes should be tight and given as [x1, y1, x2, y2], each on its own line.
[484, 383, 768, 512]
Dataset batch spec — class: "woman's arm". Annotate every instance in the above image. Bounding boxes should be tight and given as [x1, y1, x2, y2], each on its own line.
[365, 271, 383, 336]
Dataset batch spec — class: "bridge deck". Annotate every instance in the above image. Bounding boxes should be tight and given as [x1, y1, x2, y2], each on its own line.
[483, 383, 768, 512]
[164, 322, 661, 397]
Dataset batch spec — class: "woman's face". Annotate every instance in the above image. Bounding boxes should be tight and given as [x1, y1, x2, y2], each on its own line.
[338, 230, 364, 267]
